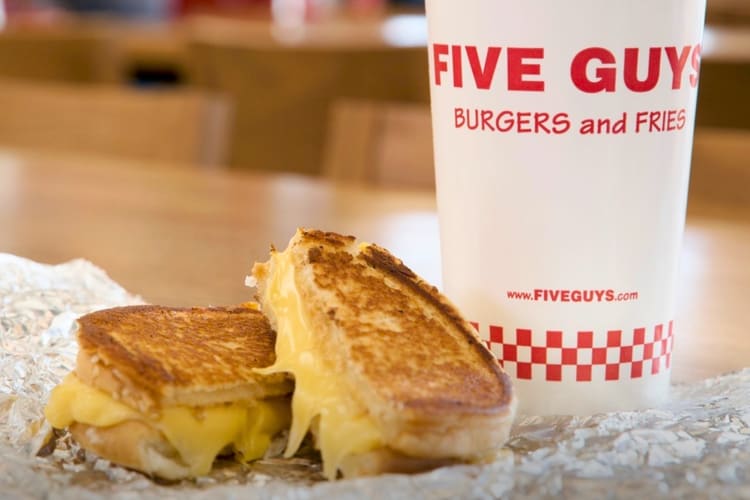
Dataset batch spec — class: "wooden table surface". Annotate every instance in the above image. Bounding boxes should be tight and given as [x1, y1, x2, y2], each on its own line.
[0, 147, 748, 385]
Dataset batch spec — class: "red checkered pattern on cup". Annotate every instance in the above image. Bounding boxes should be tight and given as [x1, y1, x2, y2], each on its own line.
[473, 321, 674, 382]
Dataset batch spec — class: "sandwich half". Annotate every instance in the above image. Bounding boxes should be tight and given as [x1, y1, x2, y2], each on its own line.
[252, 229, 516, 479]
[44, 305, 292, 480]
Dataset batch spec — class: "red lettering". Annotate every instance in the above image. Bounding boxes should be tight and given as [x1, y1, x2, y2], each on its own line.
[454, 107, 465, 128]
[635, 109, 688, 133]
[450, 45, 463, 88]
[507, 48, 545, 91]
[433, 44, 449, 86]
[465, 109, 479, 130]
[690, 44, 701, 88]
[649, 111, 662, 131]
[496, 111, 514, 132]
[635, 111, 648, 132]
[439, 43, 702, 93]
[517, 112, 532, 133]
[453, 108, 571, 134]
[623, 47, 661, 92]
[666, 109, 677, 130]
[481, 110, 495, 131]
[552, 113, 571, 134]
[535, 112, 551, 133]
[571, 47, 617, 93]
[664, 46, 691, 90]
[465, 46, 502, 90]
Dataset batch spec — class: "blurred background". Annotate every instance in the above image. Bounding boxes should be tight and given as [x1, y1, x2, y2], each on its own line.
[0, 0, 746, 372]
[0, 0, 746, 190]
[0, 0, 433, 185]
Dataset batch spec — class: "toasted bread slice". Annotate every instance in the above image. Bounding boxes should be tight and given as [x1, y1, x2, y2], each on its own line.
[70, 420, 192, 480]
[253, 228, 516, 478]
[75, 305, 292, 413]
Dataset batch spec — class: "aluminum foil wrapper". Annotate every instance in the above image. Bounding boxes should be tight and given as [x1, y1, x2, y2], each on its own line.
[1, 254, 749, 499]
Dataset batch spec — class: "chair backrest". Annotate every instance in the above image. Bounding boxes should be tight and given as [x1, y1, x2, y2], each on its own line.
[188, 38, 430, 175]
[706, 0, 750, 24]
[323, 99, 434, 189]
[0, 28, 119, 83]
[690, 127, 750, 209]
[0, 78, 230, 166]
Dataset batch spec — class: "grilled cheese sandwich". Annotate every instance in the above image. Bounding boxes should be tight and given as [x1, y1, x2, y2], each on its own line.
[252, 229, 517, 479]
[43, 305, 293, 479]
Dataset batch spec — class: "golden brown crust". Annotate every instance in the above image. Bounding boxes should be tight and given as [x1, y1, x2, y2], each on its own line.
[76, 305, 291, 411]
[292, 229, 512, 414]
[359, 243, 512, 413]
[256, 228, 516, 462]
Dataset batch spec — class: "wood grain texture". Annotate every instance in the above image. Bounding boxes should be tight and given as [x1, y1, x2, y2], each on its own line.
[323, 99, 434, 189]
[187, 40, 430, 175]
[0, 27, 119, 83]
[0, 147, 747, 384]
[0, 78, 229, 166]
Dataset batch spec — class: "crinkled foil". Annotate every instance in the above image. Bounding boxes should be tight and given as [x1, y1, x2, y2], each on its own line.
[1, 254, 749, 499]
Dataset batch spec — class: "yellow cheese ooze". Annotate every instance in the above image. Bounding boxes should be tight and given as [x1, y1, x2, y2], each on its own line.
[157, 405, 247, 476]
[45, 373, 140, 428]
[44, 374, 289, 477]
[257, 248, 382, 479]
[236, 397, 291, 461]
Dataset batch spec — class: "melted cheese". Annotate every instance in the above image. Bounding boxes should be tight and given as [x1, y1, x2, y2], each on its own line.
[45, 373, 140, 427]
[44, 373, 289, 477]
[256, 249, 382, 479]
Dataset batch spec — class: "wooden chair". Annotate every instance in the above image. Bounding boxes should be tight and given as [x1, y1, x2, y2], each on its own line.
[322, 99, 434, 189]
[0, 28, 119, 83]
[695, 25, 750, 129]
[689, 127, 750, 209]
[706, 0, 750, 25]
[0, 78, 230, 166]
[188, 38, 430, 175]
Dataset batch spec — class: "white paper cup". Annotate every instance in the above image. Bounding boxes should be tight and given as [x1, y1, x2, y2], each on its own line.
[425, 0, 706, 415]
